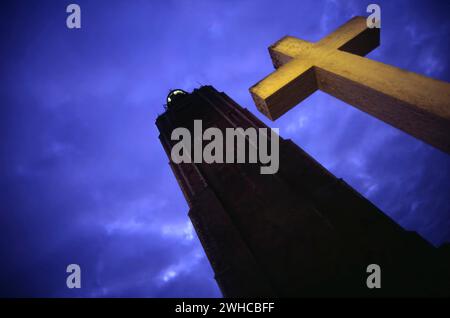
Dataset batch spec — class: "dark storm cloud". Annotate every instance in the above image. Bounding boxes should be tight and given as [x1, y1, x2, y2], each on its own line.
[0, 0, 449, 297]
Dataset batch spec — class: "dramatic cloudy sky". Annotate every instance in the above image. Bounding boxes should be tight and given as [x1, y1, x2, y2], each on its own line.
[0, 0, 449, 297]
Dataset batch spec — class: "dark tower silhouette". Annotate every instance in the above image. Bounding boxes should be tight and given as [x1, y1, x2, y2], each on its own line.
[156, 86, 449, 297]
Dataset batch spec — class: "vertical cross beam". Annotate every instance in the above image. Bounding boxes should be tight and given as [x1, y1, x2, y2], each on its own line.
[250, 16, 450, 154]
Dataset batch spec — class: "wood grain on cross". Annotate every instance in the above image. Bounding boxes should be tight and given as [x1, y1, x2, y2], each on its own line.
[249, 16, 450, 154]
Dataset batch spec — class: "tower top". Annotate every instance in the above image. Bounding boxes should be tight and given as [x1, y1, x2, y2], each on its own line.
[166, 89, 188, 108]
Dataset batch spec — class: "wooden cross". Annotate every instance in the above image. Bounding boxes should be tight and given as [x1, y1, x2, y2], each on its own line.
[249, 16, 450, 154]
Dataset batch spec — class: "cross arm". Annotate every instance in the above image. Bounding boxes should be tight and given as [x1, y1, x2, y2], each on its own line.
[250, 59, 317, 120]
[316, 16, 380, 56]
[315, 49, 450, 153]
[269, 16, 379, 69]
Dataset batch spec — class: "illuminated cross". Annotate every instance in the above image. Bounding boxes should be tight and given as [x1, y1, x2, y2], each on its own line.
[250, 16, 450, 154]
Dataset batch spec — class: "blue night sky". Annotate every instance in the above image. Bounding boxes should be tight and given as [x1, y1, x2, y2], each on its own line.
[0, 0, 449, 297]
